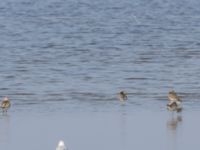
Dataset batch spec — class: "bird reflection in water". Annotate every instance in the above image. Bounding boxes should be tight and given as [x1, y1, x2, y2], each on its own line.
[0, 113, 10, 144]
[166, 114, 182, 150]
[119, 106, 128, 150]
[167, 115, 182, 131]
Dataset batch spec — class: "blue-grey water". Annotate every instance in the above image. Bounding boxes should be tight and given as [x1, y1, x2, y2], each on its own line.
[0, 0, 200, 149]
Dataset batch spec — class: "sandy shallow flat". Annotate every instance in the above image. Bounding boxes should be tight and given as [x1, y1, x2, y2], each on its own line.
[0, 110, 199, 150]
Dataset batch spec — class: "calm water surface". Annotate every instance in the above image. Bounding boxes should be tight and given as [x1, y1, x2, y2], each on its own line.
[0, 0, 200, 149]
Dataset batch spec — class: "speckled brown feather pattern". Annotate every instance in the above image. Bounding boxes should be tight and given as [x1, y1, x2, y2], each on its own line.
[1, 97, 11, 112]
[168, 90, 181, 102]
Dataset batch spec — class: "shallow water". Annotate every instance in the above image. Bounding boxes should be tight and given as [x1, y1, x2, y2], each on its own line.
[0, 0, 200, 149]
[1, 111, 200, 150]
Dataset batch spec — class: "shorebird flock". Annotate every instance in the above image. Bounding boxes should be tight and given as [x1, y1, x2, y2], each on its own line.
[117, 90, 182, 112]
[0, 90, 182, 150]
[54, 90, 182, 150]
[0, 90, 182, 113]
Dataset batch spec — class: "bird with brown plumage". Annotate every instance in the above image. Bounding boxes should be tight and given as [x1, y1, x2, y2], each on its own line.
[1, 97, 11, 112]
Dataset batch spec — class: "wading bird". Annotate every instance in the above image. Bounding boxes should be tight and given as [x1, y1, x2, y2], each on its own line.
[167, 90, 182, 112]
[118, 91, 128, 101]
[1, 97, 11, 112]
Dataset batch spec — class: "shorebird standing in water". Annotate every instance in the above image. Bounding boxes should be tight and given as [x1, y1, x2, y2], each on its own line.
[167, 90, 182, 112]
[56, 140, 67, 150]
[1, 97, 11, 112]
[167, 101, 182, 112]
[168, 90, 181, 103]
[118, 91, 128, 101]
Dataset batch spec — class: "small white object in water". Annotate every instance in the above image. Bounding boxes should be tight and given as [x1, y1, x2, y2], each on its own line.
[56, 140, 67, 150]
